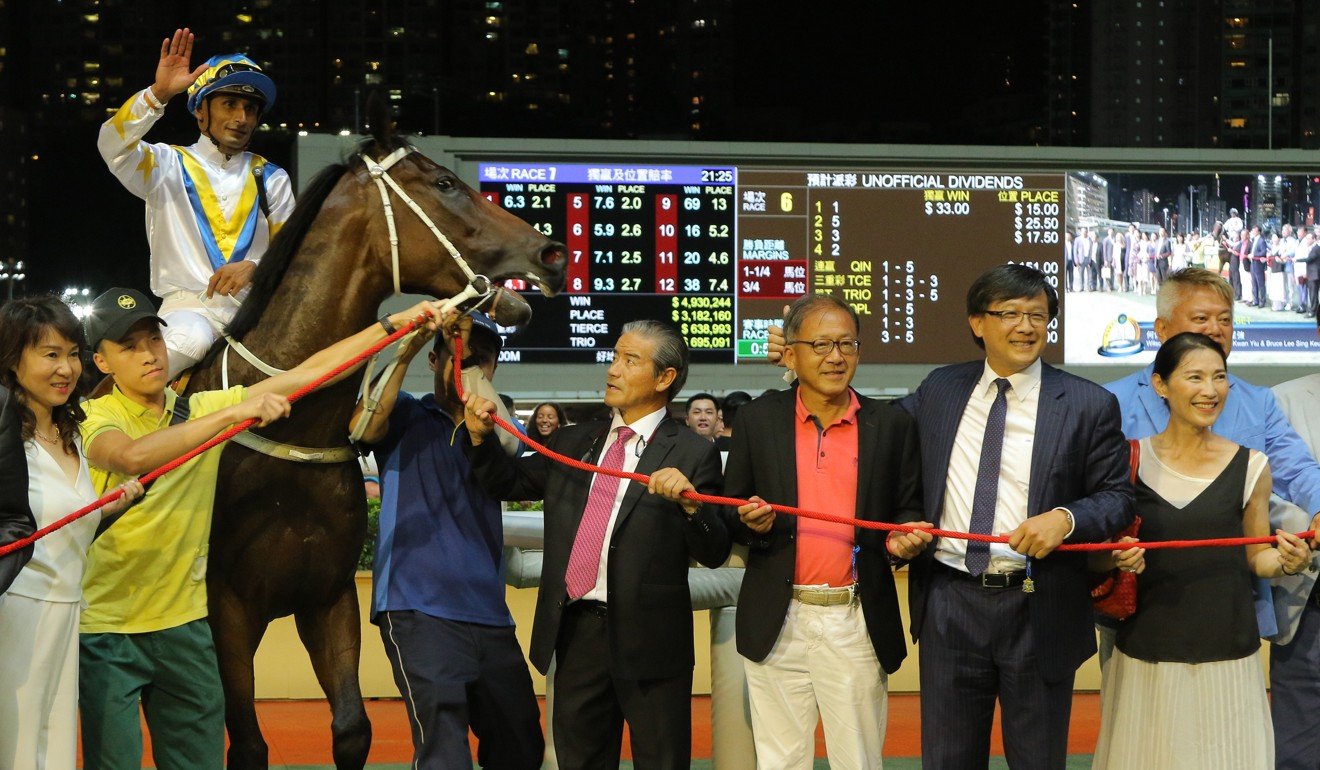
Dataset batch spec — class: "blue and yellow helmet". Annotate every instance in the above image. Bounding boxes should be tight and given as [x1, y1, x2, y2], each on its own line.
[186, 54, 276, 115]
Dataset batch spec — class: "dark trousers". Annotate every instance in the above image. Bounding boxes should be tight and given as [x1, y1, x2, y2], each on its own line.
[918, 568, 1074, 770]
[552, 602, 692, 770]
[1272, 595, 1320, 769]
[1155, 257, 1170, 284]
[1230, 255, 1243, 299]
[379, 611, 543, 770]
[1252, 260, 1268, 306]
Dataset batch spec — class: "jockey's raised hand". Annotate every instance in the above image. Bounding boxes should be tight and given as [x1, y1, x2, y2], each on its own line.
[151, 28, 208, 103]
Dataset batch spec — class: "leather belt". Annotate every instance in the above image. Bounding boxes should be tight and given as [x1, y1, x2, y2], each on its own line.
[792, 585, 856, 606]
[937, 561, 1027, 589]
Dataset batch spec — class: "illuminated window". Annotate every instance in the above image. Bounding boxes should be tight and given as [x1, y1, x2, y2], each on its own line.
[236, 13, 253, 23]
[82, 13, 99, 22]
[485, 16, 501, 27]
[1274, 92, 1291, 107]
[526, 43, 539, 54]
[82, 61, 100, 72]
[1227, 17, 1247, 28]
[1228, 34, 1246, 49]
[1230, 59, 1247, 68]
[1228, 118, 1247, 128]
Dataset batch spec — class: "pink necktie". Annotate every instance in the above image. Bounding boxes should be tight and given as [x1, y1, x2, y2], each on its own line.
[564, 426, 636, 600]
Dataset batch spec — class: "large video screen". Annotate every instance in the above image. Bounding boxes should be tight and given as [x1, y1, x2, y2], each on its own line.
[478, 163, 1320, 365]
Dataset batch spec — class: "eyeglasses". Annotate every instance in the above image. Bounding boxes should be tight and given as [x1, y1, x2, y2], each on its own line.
[983, 310, 1051, 327]
[788, 338, 861, 356]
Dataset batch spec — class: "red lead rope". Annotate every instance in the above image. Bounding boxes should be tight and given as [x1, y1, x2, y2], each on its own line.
[0, 317, 429, 559]
[453, 337, 1315, 553]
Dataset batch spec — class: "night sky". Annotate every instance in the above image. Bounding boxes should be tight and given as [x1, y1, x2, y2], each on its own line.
[23, 3, 1050, 296]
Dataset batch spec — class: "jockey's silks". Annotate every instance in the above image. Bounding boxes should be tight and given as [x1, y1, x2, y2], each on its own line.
[97, 88, 295, 302]
[174, 148, 265, 271]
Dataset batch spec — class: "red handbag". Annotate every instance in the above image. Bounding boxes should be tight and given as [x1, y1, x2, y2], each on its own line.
[1091, 439, 1142, 621]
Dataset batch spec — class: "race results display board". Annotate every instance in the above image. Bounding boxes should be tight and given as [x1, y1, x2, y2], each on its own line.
[478, 162, 1066, 364]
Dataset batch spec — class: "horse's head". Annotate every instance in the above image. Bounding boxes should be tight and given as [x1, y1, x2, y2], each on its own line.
[355, 141, 566, 327]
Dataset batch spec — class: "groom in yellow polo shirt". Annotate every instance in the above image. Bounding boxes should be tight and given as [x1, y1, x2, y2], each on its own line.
[77, 288, 442, 770]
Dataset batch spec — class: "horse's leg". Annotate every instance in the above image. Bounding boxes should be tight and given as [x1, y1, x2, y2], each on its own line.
[209, 585, 271, 770]
[295, 585, 372, 769]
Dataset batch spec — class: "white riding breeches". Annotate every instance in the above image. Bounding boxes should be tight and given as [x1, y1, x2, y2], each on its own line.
[159, 292, 239, 380]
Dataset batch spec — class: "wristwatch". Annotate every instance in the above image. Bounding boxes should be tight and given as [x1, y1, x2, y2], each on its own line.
[378, 314, 396, 334]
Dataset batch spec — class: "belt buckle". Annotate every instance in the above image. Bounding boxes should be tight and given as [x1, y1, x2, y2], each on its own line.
[979, 572, 1012, 589]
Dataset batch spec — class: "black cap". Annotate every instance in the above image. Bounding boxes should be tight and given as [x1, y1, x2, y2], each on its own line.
[84, 288, 167, 351]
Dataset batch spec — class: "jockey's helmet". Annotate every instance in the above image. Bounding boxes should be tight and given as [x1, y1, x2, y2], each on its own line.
[187, 54, 277, 115]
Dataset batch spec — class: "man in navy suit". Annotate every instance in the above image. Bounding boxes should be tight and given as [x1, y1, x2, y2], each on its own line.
[899, 265, 1133, 769]
[764, 267, 1134, 768]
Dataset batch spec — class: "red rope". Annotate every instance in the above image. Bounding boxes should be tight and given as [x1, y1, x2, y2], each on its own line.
[453, 338, 1315, 553]
[0, 317, 428, 559]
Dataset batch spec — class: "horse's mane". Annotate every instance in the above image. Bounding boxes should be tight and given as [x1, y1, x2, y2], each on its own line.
[223, 134, 414, 342]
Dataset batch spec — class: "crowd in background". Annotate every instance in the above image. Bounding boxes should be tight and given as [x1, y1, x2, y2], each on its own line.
[1065, 217, 1320, 318]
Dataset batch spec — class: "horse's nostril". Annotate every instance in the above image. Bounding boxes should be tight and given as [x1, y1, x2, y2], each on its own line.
[541, 243, 567, 267]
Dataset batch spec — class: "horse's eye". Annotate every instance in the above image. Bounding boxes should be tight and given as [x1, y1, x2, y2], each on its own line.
[435, 177, 455, 191]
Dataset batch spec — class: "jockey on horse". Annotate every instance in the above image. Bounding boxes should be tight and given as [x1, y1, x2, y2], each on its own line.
[98, 28, 294, 380]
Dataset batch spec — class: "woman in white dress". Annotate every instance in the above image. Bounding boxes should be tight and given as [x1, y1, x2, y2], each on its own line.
[0, 296, 142, 769]
[1092, 332, 1312, 770]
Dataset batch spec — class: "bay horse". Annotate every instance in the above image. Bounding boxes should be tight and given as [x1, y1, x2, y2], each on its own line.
[184, 128, 565, 769]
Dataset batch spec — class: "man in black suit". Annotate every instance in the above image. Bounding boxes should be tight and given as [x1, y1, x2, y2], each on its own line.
[900, 265, 1133, 769]
[463, 319, 730, 770]
[0, 384, 35, 595]
[1250, 225, 1269, 307]
[718, 294, 929, 768]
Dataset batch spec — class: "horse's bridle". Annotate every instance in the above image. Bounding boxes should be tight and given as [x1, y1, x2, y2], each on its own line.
[222, 146, 504, 461]
[359, 147, 493, 305]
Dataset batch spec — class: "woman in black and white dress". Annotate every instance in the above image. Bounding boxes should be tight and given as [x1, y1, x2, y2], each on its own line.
[1093, 332, 1312, 770]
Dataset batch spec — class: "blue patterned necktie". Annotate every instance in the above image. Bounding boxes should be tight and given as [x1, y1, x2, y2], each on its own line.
[964, 378, 1011, 576]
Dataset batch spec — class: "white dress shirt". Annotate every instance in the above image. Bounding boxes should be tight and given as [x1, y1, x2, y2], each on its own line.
[579, 406, 668, 603]
[936, 359, 1042, 574]
[8, 439, 100, 603]
[97, 88, 295, 303]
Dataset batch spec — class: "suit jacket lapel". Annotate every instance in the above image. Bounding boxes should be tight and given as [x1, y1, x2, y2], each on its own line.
[777, 388, 799, 511]
[931, 365, 980, 525]
[1029, 365, 1067, 516]
[855, 397, 877, 524]
[611, 418, 678, 537]
[568, 425, 610, 532]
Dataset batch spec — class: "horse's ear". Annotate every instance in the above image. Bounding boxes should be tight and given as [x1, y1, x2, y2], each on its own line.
[366, 90, 394, 150]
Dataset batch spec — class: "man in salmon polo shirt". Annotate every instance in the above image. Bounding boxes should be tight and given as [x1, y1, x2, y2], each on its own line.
[718, 293, 929, 768]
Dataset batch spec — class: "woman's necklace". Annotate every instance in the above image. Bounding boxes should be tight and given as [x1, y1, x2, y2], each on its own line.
[33, 426, 60, 444]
